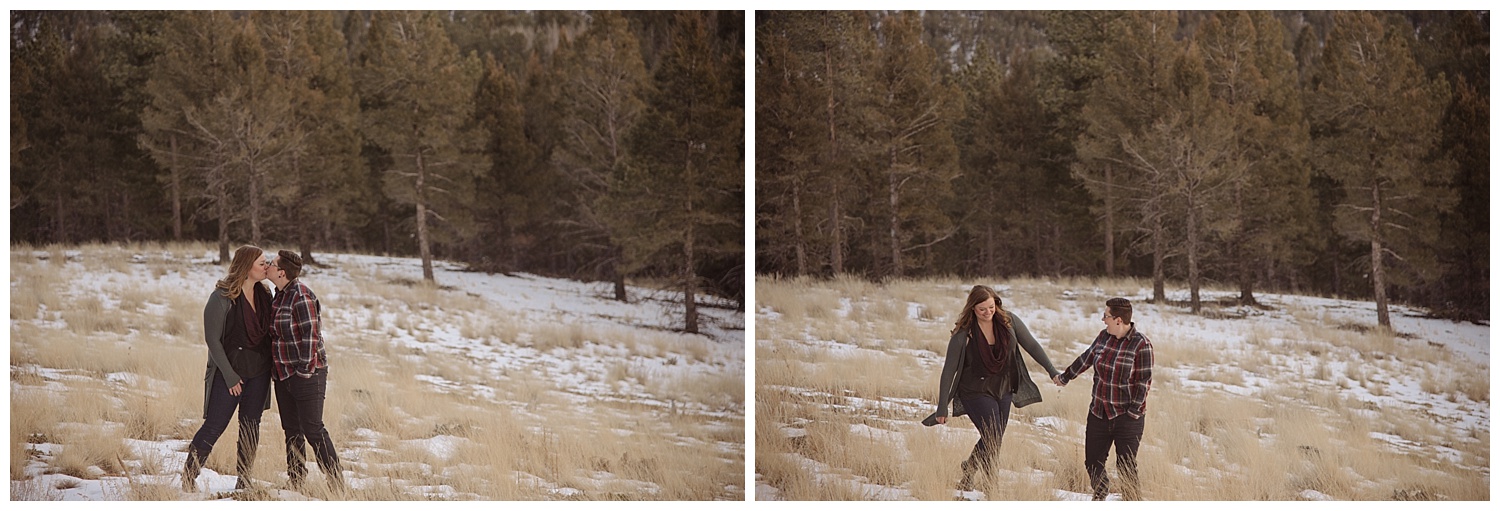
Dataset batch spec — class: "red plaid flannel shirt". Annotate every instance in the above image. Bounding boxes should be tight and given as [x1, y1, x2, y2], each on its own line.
[271, 279, 327, 380]
[1059, 325, 1154, 420]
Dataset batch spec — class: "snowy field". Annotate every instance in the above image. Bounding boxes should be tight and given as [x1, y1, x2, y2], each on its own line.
[10, 243, 744, 500]
[754, 276, 1488, 500]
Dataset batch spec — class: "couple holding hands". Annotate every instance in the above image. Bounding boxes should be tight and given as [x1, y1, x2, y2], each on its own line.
[181, 245, 344, 495]
[923, 285, 1155, 501]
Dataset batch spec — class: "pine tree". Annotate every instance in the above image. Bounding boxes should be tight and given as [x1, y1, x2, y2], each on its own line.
[253, 11, 365, 265]
[139, 11, 289, 261]
[869, 11, 961, 278]
[552, 11, 652, 300]
[1073, 11, 1185, 303]
[754, 12, 825, 276]
[952, 45, 1011, 275]
[954, 45, 1078, 277]
[1307, 12, 1454, 329]
[1411, 11, 1488, 321]
[616, 11, 743, 333]
[817, 12, 879, 276]
[13, 12, 157, 243]
[1044, 11, 1127, 276]
[472, 53, 539, 272]
[356, 11, 488, 282]
[1196, 11, 1315, 307]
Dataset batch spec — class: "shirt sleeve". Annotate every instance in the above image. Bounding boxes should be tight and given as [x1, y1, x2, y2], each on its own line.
[1129, 338, 1153, 416]
[288, 285, 321, 377]
[1060, 331, 1106, 384]
[933, 331, 967, 418]
[203, 293, 241, 387]
[1010, 314, 1060, 377]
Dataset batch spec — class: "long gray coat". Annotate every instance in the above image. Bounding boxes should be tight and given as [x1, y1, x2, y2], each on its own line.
[922, 310, 1060, 426]
[202, 288, 273, 419]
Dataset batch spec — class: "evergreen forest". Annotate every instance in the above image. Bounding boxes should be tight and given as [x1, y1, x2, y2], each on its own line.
[755, 11, 1488, 326]
[11, 11, 746, 332]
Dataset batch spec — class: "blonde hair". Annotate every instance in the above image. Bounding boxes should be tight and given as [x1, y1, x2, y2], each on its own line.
[951, 284, 1013, 335]
[216, 245, 264, 301]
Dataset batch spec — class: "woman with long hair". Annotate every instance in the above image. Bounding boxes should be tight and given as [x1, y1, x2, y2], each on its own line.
[922, 285, 1061, 490]
[182, 245, 275, 493]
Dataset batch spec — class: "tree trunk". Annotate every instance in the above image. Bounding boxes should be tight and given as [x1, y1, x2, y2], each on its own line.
[1104, 164, 1116, 278]
[294, 153, 316, 266]
[54, 187, 65, 244]
[683, 139, 699, 333]
[1330, 233, 1341, 298]
[1234, 183, 1255, 305]
[1187, 198, 1200, 313]
[684, 213, 699, 331]
[1033, 213, 1044, 276]
[984, 222, 995, 274]
[1371, 180, 1390, 329]
[507, 221, 520, 271]
[1053, 223, 1064, 277]
[830, 182, 844, 275]
[416, 149, 434, 282]
[825, 41, 843, 276]
[611, 246, 627, 301]
[888, 155, 901, 278]
[217, 182, 230, 264]
[249, 162, 262, 245]
[1152, 214, 1165, 303]
[299, 230, 315, 268]
[792, 176, 807, 275]
[170, 134, 182, 240]
[1239, 264, 1257, 306]
[54, 155, 66, 243]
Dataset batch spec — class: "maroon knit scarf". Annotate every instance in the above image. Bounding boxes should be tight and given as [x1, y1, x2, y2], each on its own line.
[968, 318, 1009, 374]
[239, 285, 271, 348]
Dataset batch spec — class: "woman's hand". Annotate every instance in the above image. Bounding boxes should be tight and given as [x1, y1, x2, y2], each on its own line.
[936, 416, 947, 425]
[229, 382, 243, 396]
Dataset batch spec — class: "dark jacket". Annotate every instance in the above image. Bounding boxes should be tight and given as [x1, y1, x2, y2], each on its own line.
[202, 286, 273, 419]
[922, 310, 1060, 426]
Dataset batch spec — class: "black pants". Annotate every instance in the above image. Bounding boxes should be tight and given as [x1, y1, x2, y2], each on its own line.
[275, 368, 343, 488]
[1085, 412, 1144, 500]
[957, 392, 1013, 476]
[190, 371, 270, 457]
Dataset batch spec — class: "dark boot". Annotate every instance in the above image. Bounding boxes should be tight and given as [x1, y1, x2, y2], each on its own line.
[957, 457, 980, 491]
[957, 442, 991, 491]
[319, 456, 346, 495]
[181, 446, 205, 493]
[284, 433, 307, 490]
[234, 419, 261, 491]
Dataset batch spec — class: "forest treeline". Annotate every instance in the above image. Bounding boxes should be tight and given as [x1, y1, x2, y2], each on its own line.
[755, 11, 1488, 325]
[11, 11, 745, 333]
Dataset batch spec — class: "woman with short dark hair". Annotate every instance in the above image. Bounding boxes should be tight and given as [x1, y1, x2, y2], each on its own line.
[268, 250, 345, 493]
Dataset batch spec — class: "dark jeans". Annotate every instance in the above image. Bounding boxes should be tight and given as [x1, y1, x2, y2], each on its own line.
[1085, 412, 1145, 500]
[275, 368, 343, 488]
[190, 370, 271, 456]
[958, 392, 1013, 476]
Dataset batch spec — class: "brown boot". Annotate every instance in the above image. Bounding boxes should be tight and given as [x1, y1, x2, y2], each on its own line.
[181, 446, 205, 493]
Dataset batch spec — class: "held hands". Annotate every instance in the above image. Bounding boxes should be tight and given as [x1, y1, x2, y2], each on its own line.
[1052, 375, 1066, 387]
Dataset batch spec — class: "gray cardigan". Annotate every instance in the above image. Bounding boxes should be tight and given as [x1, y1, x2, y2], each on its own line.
[201, 287, 273, 419]
[922, 311, 1060, 426]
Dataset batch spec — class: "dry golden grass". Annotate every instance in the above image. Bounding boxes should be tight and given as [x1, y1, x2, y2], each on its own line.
[12, 242, 743, 500]
[756, 275, 1488, 501]
[49, 427, 130, 479]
